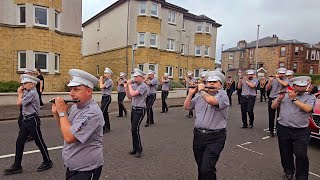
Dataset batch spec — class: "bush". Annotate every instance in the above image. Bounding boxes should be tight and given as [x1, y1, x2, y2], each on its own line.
[157, 81, 185, 91]
[0, 81, 21, 92]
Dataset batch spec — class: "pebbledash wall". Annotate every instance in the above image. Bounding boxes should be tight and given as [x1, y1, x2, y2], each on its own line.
[0, 0, 82, 92]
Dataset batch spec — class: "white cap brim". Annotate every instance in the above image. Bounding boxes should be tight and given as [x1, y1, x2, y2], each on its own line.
[278, 71, 286, 74]
[294, 82, 308, 86]
[207, 75, 222, 82]
[67, 81, 82, 87]
[21, 79, 37, 84]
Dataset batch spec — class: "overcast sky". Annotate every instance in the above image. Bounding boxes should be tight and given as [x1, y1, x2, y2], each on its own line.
[83, 0, 320, 62]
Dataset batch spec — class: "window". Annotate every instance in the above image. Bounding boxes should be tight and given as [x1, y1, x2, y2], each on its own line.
[228, 64, 233, 69]
[249, 64, 255, 69]
[150, 34, 157, 47]
[96, 65, 100, 76]
[18, 5, 26, 24]
[138, 64, 144, 71]
[168, 11, 176, 24]
[279, 62, 285, 68]
[167, 39, 175, 51]
[151, 3, 158, 17]
[195, 46, 201, 56]
[179, 68, 183, 78]
[138, 33, 146, 46]
[34, 6, 48, 26]
[300, 47, 303, 51]
[295, 47, 299, 56]
[249, 49, 254, 59]
[97, 19, 100, 31]
[149, 64, 155, 71]
[181, 44, 185, 55]
[229, 53, 233, 59]
[241, 52, 244, 58]
[166, 66, 173, 77]
[54, 11, 60, 29]
[194, 69, 200, 78]
[293, 62, 298, 71]
[18, 51, 26, 70]
[316, 51, 319, 60]
[54, 54, 60, 72]
[182, 20, 186, 30]
[196, 24, 202, 32]
[306, 50, 309, 59]
[35, 52, 48, 71]
[139, 2, 146, 15]
[204, 46, 209, 56]
[311, 50, 316, 60]
[97, 42, 100, 52]
[280, 47, 286, 56]
[310, 65, 314, 74]
[205, 23, 210, 33]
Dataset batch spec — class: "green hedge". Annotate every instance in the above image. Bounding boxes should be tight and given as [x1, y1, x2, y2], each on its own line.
[157, 81, 185, 91]
[294, 74, 320, 85]
[0, 81, 21, 92]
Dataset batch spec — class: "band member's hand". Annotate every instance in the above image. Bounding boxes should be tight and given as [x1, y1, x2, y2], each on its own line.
[51, 102, 58, 117]
[54, 97, 68, 114]
[242, 76, 248, 81]
[287, 90, 298, 99]
[278, 92, 285, 99]
[99, 76, 104, 82]
[17, 86, 24, 94]
[268, 76, 274, 81]
[189, 86, 198, 95]
[123, 82, 128, 88]
[198, 83, 205, 91]
[127, 79, 132, 85]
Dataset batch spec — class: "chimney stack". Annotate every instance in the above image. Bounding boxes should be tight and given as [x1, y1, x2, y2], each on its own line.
[272, 34, 278, 44]
[237, 40, 247, 49]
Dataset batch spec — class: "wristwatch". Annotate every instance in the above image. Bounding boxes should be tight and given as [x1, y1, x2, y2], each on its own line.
[58, 112, 66, 118]
[291, 98, 297, 102]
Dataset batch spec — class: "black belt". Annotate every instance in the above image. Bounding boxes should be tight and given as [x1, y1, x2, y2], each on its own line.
[102, 94, 111, 97]
[132, 106, 145, 110]
[162, 90, 169, 92]
[195, 127, 225, 134]
[23, 113, 38, 120]
[67, 166, 100, 174]
[242, 95, 255, 98]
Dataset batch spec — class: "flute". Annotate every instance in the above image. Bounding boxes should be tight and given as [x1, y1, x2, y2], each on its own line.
[189, 86, 217, 89]
[49, 99, 80, 103]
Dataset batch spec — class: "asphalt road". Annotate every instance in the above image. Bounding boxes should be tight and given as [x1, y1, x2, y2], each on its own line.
[0, 99, 319, 180]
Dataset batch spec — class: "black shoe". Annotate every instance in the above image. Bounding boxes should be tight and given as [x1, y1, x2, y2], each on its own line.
[26, 135, 34, 142]
[128, 150, 136, 155]
[160, 111, 166, 113]
[283, 174, 293, 180]
[150, 122, 154, 124]
[249, 125, 253, 128]
[144, 123, 149, 127]
[103, 129, 110, 134]
[3, 165, 22, 175]
[37, 161, 53, 172]
[187, 115, 193, 118]
[165, 108, 168, 112]
[241, 125, 248, 128]
[124, 111, 127, 117]
[117, 115, 123, 117]
[135, 152, 142, 158]
[270, 132, 275, 137]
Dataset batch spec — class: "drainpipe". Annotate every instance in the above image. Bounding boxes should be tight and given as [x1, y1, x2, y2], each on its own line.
[125, 0, 130, 76]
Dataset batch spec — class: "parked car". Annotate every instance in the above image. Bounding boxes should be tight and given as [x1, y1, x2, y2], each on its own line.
[309, 97, 320, 139]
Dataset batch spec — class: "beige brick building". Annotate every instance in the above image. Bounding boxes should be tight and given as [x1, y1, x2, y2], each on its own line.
[222, 35, 320, 79]
[82, 0, 221, 82]
[0, 0, 82, 91]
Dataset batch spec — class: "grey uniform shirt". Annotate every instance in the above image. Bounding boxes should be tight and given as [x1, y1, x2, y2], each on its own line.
[241, 78, 258, 96]
[22, 88, 40, 116]
[277, 93, 316, 128]
[117, 78, 126, 93]
[148, 78, 158, 94]
[162, 79, 170, 91]
[131, 82, 148, 107]
[190, 90, 230, 130]
[269, 78, 288, 98]
[186, 78, 197, 89]
[62, 99, 104, 171]
[102, 78, 113, 96]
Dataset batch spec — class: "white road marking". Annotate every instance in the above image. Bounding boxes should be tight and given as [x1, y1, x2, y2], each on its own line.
[0, 146, 63, 159]
[236, 145, 263, 156]
[240, 142, 252, 146]
[309, 172, 320, 178]
[262, 136, 270, 140]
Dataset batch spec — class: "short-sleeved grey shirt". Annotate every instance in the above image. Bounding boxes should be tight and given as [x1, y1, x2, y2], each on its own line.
[241, 78, 258, 96]
[148, 78, 158, 94]
[102, 78, 113, 96]
[131, 82, 148, 107]
[22, 88, 40, 116]
[117, 78, 126, 93]
[190, 90, 230, 130]
[277, 93, 316, 128]
[269, 78, 288, 98]
[162, 79, 170, 91]
[62, 99, 104, 171]
[186, 78, 197, 89]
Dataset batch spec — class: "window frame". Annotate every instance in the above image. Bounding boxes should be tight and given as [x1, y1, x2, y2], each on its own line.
[167, 39, 175, 51]
[279, 62, 285, 68]
[194, 69, 200, 78]
[17, 4, 26, 25]
[179, 68, 183, 78]
[139, 2, 147, 15]
[280, 47, 286, 57]
[205, 23, 210, 33]
[311, 50, 316, 60]
[150, 34, 157, 48]
[34, 52, 48, 72]
[182, 19, 186, 30]
[310, 65, 314, 74]
[229, 53, 234, 59]
[138, 64, 144, 71]
[294, 47, 299, 56]
[195, 45, 201, 56]
[306, 50, 309, 59]
[151, 3, 158, 17]
[54, 54, 60, 73]
[18, 51, 27, 71]
[138, 33, 146, 46]
[166, 66, 173, 77]
[97, 42, 100, 52]
[204, 46, 209, 57]
[241, 52, 244, 58]
[196, 23, 202, 33]
[316, 51, 319, 60]
[34, 5, 49, 27]
[149, 64, 156, 71]
[228, 64, 233, 69]
[249, 49, 254, 59]
[168, 11, 176, 24]
[55, 11, 60, 30]
[181, 44, 185, 55]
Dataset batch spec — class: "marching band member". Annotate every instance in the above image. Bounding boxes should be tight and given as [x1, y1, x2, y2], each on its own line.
[259, 76, 268, 102]
[160, 73, 170, 113]
[185, 71, 197, 118]
[226, 76, 236, 105]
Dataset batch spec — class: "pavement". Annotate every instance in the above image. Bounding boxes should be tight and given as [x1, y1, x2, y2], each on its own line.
[0, 97, 186, 121]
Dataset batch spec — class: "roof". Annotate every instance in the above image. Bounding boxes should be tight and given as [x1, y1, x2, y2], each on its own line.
[82, 0, 221, 27]
[223, 47, 245, 52]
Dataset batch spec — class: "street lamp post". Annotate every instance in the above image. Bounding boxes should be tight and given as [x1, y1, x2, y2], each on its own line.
[255, 25, 260, 76]
[131, 44, 138, 79]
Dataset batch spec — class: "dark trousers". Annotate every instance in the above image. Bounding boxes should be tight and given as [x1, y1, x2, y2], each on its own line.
[240, 95, 256, 126]
[268, 98, 280, 133]
[277, 124, 310, 180]
[260, 89, 267, 102]
[146, 94, 156, 124]
[237, 89, 242, 104]
[193, 128, 226, 180]
[226, 90, 233, 105]
[66, 166, 102, 180]
[101, 95, 111, 130]
[37, 90, 44, 106]
[187, 91, 195, 116]
[161, 90, 169, 112]
[14, 114, 51, 166]
[117, 92, 127, 116]
[131, 108, 146, 153]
